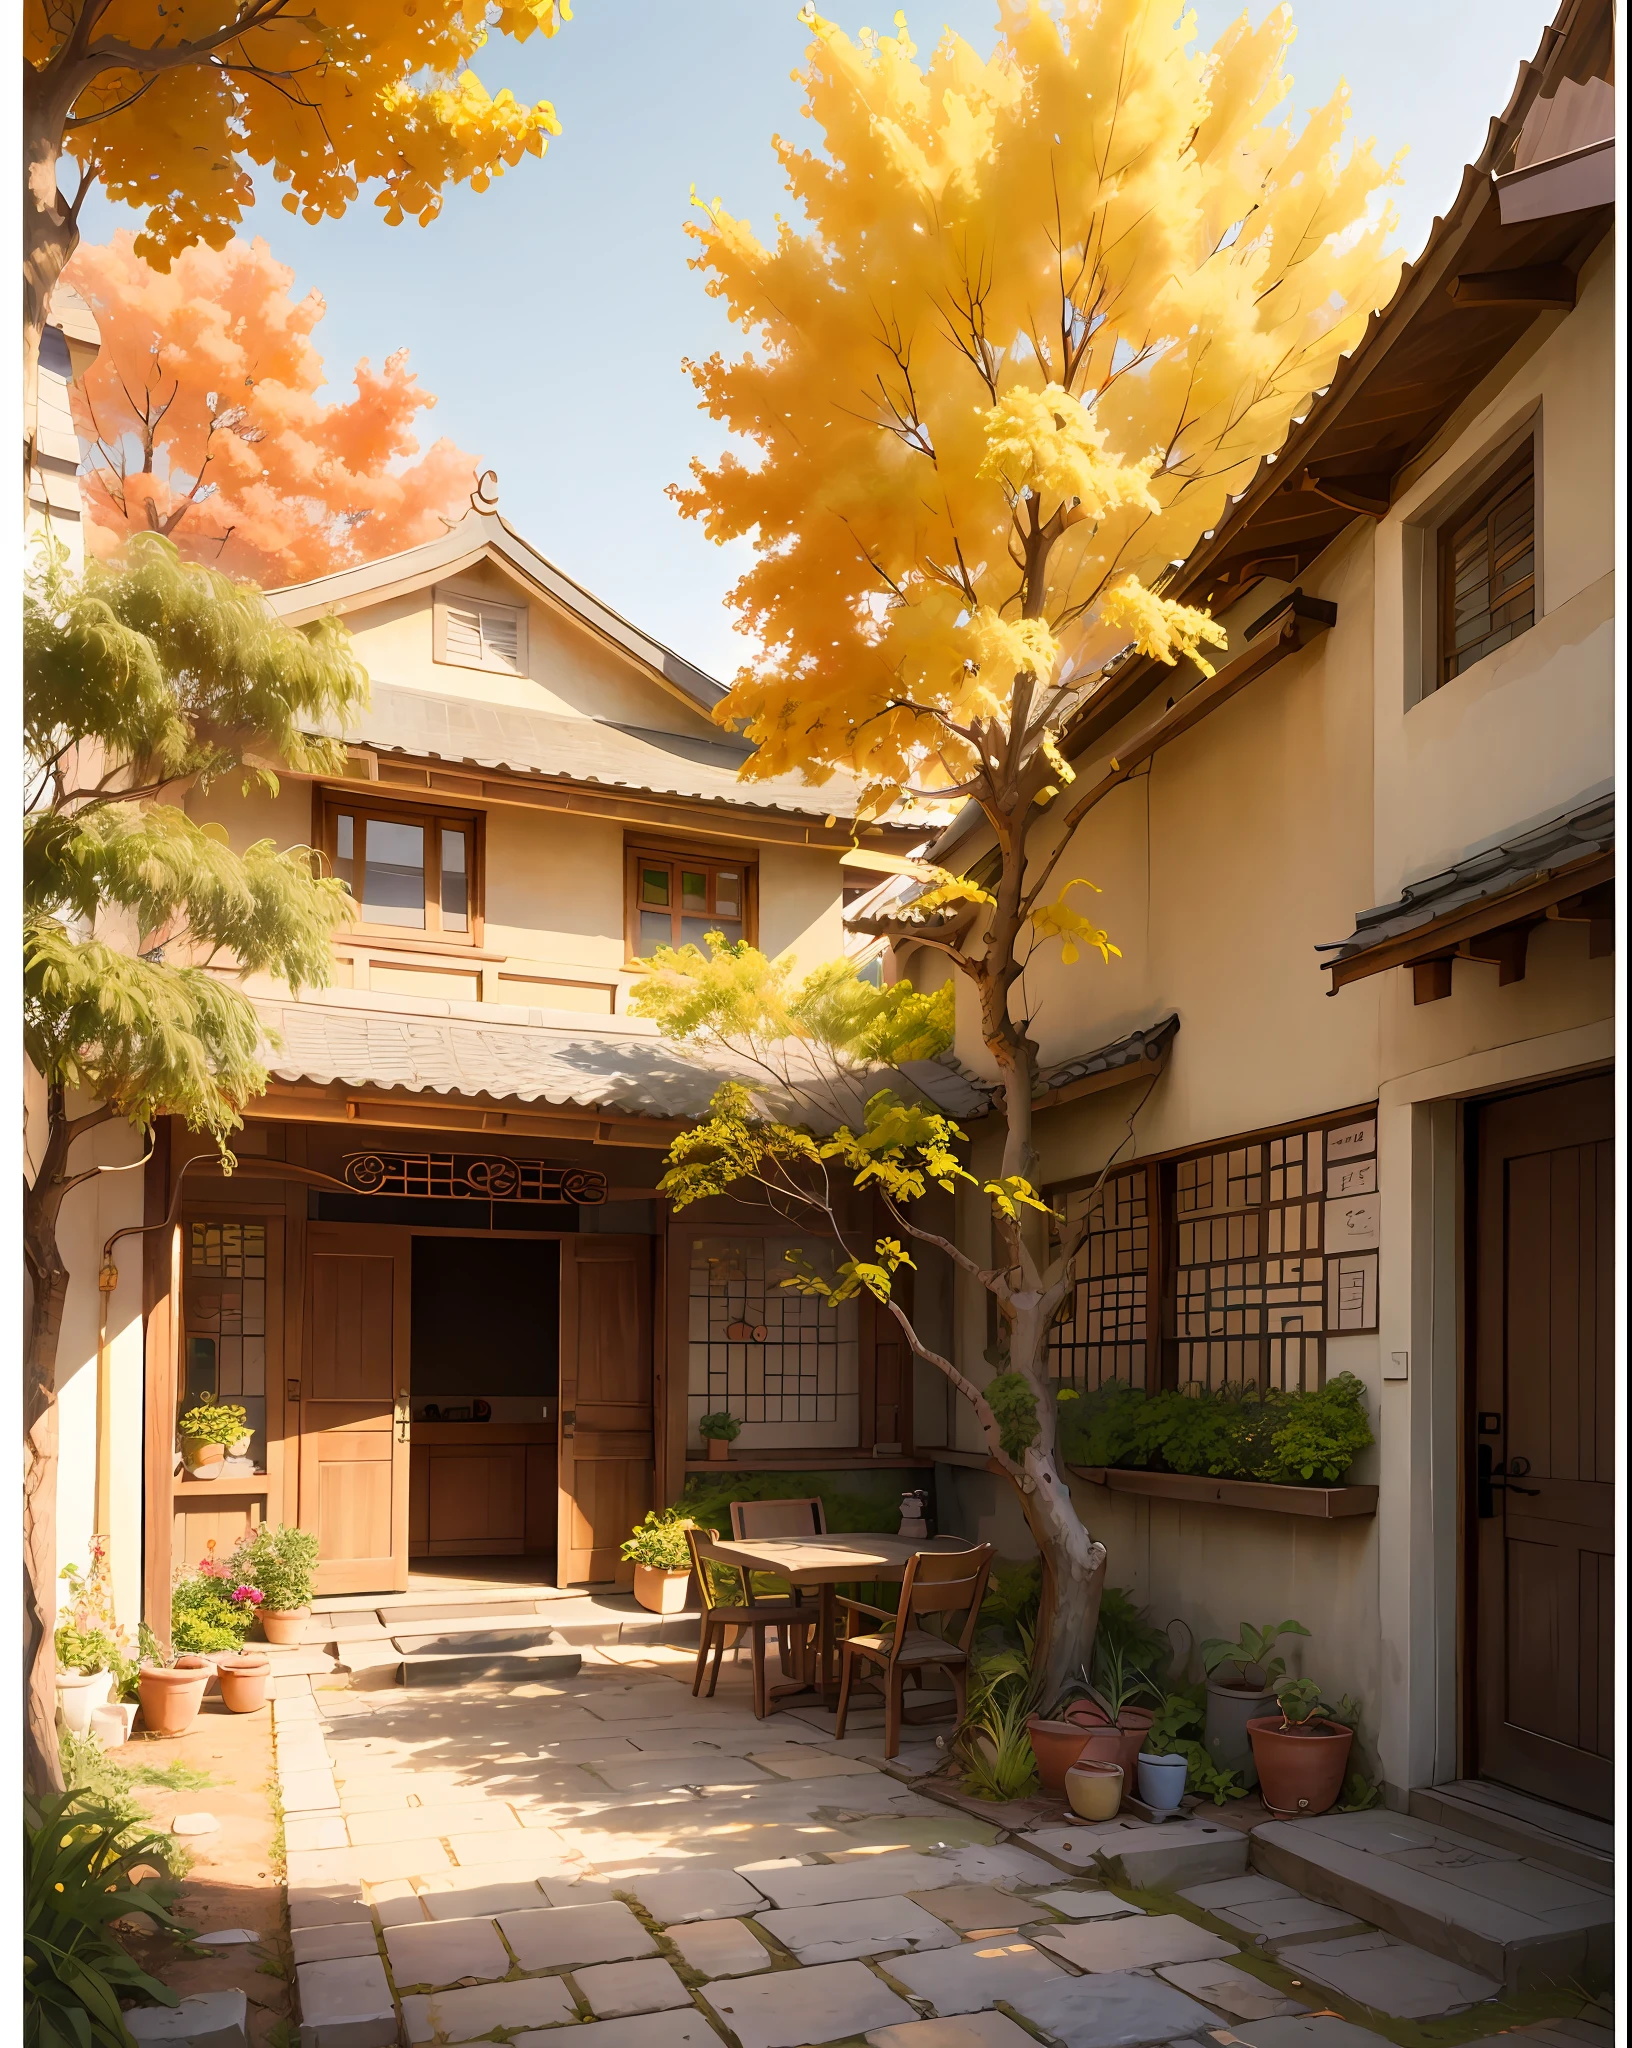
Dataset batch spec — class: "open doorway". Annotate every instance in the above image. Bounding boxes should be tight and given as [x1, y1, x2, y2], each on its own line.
[407, 1235, 561, 1572]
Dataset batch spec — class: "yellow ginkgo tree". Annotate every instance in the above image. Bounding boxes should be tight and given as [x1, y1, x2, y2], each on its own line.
[654, 0, 1402, 1699]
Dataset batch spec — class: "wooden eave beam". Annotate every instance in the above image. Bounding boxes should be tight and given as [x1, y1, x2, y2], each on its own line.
[248, 1079, 687, 1147]
[308, 755, 919, 853]
[1325, 850, 1614, 990]
[1451, 263, 1578, 308]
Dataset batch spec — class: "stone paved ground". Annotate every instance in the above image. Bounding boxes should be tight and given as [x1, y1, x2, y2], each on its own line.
[277, 1644, 1613, 2048]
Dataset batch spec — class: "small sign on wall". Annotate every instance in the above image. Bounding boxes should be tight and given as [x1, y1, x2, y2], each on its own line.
[1322, 1114, 1379, 1332]
[1327, 1252, 1379, 1332]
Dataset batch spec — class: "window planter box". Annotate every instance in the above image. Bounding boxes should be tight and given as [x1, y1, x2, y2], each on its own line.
[1066, 1464, 1377, 1519]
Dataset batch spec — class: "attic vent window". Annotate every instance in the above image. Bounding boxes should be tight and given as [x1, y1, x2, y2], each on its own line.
[435, 588, 527, 675]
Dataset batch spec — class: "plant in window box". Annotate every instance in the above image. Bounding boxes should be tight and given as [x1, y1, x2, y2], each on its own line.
[620, 1509, 698, 1615]
[1247, 1673, 1355, 1817]
[176, 1401, 250, 1480]
[698, 1412, 741, 1465]
[230, 1523, 319, 1644]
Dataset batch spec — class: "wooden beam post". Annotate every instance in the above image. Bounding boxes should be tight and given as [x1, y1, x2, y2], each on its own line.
[1412, 958, 1454, 1004]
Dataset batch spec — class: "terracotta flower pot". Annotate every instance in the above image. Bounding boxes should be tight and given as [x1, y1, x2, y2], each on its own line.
[1026, 1714, 1090, 1795]
[1110, 1705, 1155, 1779]
[1247, 1714, 1354, 1817]
[138, 1657, 212, 1737]
[705, 1438, 731, 1463]
[227, 1432, 253, 1457]
[633, 1563, 692, 1615]
[1073, 1723, 1126, 1770]
[56, 1669, 114, 1737]
[259, 1607, 309, 1646]
[181, 1440, 224, 1480]
[1064, 1759, 1123, 1821]
[216, 1652, 272, 1714]
[1064, 1699, 1108, 1729]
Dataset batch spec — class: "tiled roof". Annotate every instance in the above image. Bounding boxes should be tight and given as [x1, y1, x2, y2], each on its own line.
[343, 681, 874, 825]
[1317, 794, 1614, 963]
[254, 994, 992, 1126]
[1036, 1013, 1181, 1095]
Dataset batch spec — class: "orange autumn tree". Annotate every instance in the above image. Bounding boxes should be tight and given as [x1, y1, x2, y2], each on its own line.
[22, 0, 568, 473]
[68, 233, 479, 584]
[650, 0, 1403, 1702]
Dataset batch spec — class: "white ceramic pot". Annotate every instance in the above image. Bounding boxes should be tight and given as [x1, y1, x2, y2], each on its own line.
[90, 1701, 138, 1747]
[633, 1563, 692, 1615]
[56, 1669, 113, 1736]
[1136, 1749, 1189, 1810]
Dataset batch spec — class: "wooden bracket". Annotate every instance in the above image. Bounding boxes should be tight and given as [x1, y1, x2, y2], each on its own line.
[1412, 958, 1454, 1005]
[1458, 923, 1534, 985]
[1301, 467, 1393, 518]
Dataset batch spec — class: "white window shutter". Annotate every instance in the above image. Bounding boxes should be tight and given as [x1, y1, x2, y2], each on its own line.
[444, 603, 484, 665]
[480, 606, 520, 672]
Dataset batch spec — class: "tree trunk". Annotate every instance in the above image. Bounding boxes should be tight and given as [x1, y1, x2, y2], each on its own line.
[23, 65, 83, 490]
[1018, 1442, 1108, 1711]
[23, 1172, 70, 1795]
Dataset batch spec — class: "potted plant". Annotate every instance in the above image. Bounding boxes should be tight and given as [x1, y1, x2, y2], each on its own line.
[1066, 1638, 1158, 1778]
[231, 1522, 319, 1644]
[698, 1412, 741, 1464]
[215, 1650, 272, 1714]
[1063, 1757, 1123, 1820]
[1200, 1619, 1310, 1788]
[1248, 1675, 1355, 1817]
[170, 1554, 257, 1657]
[177, 1401, 251, 1480]
[136, 1626, 213, 1738]
[54, 1543, 134, 1736]
[621, 1508, 697, 1614]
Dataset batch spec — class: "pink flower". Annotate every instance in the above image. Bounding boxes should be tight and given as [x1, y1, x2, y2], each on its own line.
[231, 1585, 264, 1606]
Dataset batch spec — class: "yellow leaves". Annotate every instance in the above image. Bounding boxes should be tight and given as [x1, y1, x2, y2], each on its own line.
[1028, 879, 1121, 966]
[978, 385, 1162, 527]
[1040, 732, 1075, 787]
[907, 874, 995, 919]
[982, 1175, 1059, 1223]
[1100, 579, 1230, 678]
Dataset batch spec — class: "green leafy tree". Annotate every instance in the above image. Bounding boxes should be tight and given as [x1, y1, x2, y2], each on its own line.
[23, 533, 364, 1792]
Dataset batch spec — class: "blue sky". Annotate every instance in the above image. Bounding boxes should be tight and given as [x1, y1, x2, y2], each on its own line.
[78, 0, 1558, 681]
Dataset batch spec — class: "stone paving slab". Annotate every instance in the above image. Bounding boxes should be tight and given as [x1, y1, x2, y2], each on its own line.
[1036, 1914, 1238, 1974]
[910, 1882, 1049, 1930]
[867, 2015, 1040, 2048]
[664, 1918, 772, 1978]
[291, 1922, 380, 1966]
[884, 1934, 1066, 2014]
[755, 1895, 963, 1965]
[589, 1755, 775, 1793]
[575, 1959, 693, 2018]
[745, 1850, 958, 1908]
[1005, 1967, 1219, 2048]
[1223, 2019, 1394, 2048]
[624, 1868, 767, 1924]
[937, 1843, 1062, 1889]
[288, 1886, 370, 1932]
[126, 1989, 250, 2048]
[1218, 1896, 1370, 1945]
[512, 2012, 719, 2048]
[702, 1958, 917, 2048]
[286, 1814, 349, 1855]
[1035, 1890, 1144, 1920]
[399, 1973, 578, 2043]
[383, 1914, 511, 1988]
[294, 1955, 397, 2048]
[1274, 1930, 1504, 2018]
[499, 1900, 658, 1971]
[348, 1802, 521, 1846]
[1156, 1959, 1309, 2020]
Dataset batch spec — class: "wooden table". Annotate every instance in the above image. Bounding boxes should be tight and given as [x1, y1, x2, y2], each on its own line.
[693, 1532, 976, 1706]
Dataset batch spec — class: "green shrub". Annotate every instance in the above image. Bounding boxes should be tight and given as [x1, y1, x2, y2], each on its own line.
[677, 1467, 925, 1541]
[176, 1401, 249, 1447]
[169, 1570, 253, 1655]
[230, 1523, 319, 1611]
[1139, 1685, 1247, 1805]
[24, 1786, 190, 2048]
[1056, 1373, 1373, 1486]
[697, 1411, 741, 1442]
[620, 1508, 694, 1572]
[984, 1373, 1040, 1460]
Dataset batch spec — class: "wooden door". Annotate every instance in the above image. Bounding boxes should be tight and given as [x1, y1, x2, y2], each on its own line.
[1472, 1074, 1613, 1817]
[559, 1236, 653, 1585]
[300, 1225, 411, 1596]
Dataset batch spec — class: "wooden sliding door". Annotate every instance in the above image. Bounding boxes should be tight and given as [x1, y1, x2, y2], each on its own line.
[559, 1236, 653, 1585]
[299, 1224, 412, 1596]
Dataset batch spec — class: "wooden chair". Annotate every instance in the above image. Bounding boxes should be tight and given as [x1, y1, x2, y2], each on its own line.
[728, 1497, 826, 1680]
[833, 1543, 994, 1758]
[686, 1526, 818, 1720]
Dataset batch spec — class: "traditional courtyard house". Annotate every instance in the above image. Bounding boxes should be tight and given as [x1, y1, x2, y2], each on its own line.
[77, 489, 972, 1623]
[890, 0, 1615, 1827]
[25, 281, 100, 567]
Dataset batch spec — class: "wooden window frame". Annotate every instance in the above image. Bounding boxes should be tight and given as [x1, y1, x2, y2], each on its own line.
[432, 584, 529, 677]
[318, 789, 485, 946]
[624, 838, 758, 966]
[1436, 440, 1537, 690]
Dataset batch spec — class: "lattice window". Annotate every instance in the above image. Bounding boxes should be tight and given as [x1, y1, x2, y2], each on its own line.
[687, 1236, 859, 1450]
[1438, 442, 1536, 687]
[184, 1221, 268, 1464]
[1172, 1132, 1328, 1392]
[1047, 1173, 1150, 1391]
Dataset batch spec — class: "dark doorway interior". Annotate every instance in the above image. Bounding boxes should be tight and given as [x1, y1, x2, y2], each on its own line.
[1470, 1072, 1613, 1818]
[408, 1236, 561, 1562]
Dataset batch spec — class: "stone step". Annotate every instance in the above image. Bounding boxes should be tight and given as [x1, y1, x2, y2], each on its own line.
[1250, 1811, 1613, 1994]
[393, 1630, 583, 1687]
[1406, 1780, 1613, 1890]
